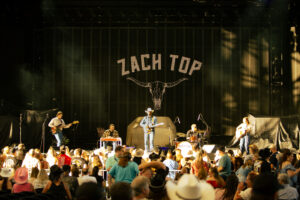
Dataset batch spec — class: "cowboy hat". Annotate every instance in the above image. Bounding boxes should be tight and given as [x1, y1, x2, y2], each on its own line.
[0, 168, 13, 178]
[166, 174, 215, 200]
[145, 107, 154, 113]
[14, 167, 28, 184]
[134, 149, 144, 158]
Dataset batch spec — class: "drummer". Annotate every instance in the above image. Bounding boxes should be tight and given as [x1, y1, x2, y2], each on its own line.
[186, 124, 198, 142]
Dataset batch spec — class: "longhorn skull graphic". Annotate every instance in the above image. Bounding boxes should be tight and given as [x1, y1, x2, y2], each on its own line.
[127, 77, 188, 110]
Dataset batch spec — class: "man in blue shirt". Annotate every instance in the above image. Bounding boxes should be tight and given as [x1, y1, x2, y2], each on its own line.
[217, 146, 231, 181]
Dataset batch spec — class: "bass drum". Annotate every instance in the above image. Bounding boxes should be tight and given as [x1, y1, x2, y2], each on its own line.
[177, 141, 193, 158]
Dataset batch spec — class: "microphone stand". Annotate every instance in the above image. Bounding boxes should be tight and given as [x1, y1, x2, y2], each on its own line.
[41, 113, 49, 153]
[19, 113, 23, 144]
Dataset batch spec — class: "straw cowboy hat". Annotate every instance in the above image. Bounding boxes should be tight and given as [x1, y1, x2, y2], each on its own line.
[145, 107, 154, 113]
[14, 167, 29, 184]
[134, 149, 144, 158]
[166, 174, 215, 200]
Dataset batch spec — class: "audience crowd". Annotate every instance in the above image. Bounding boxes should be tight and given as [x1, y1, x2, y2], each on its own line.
[0, 142, 299, 200]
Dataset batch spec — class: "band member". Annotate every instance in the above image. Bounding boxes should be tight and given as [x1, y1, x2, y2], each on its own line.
[102, 124, 119, 149]
[140, 107, 157, 152]
[103, 124, 119, 138]
[236, 117, 251, 155]
[186, 124, 198, 141]
[48, 111, 72, 147]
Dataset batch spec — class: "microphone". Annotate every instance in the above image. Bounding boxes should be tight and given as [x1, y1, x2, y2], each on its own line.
[197, 113, 201, 121]
[177, 116, 181, 124]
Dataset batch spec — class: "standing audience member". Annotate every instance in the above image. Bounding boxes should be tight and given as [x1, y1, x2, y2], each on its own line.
[12, 167, 35, 193]
[235, 157, 253, 183]
[105, 146, 124, 171]
[75, 182, 104, 200]
[191, 152, 209, 177]
[217, 146, 232, 181]
[78, 167, 97, 186]
[131, 176, 150, 200]
[46, 147, 58, 168]
[91, 166, 104, 188]
[28, 167, 39, 184]
[110, 182, 133, 200]
[57, 146, 72, 168]
[0, 168, 13, 192]
[250, 172, 281, 200]
[163, 151, 179, 179]
[269, 144, 279, 171]
[132, 149, 145, 165]
[62, 165, 79, 196]
[32, 169, 49, 192]
[108, 152, 139, 186]
[42, 165, 72, 200]
[277, 173, 299, 200]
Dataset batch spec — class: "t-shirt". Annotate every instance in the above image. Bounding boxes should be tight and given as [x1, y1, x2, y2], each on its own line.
[240, 188, 252, 200]
[108, 161, 139, 183]
[163, 159, 179, 179]
[218, 154, 231, 177]
[105, 155, 119, 170]
[57, 154, 71, 167]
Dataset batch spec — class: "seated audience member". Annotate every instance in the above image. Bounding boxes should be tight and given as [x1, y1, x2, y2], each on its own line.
[46, 146, 58, 167]
[78, 167, 97, 186]
[110, 182, 133, 200]
[42, 165, 72, 200]
[22, 149, 41, 170]
[236, 157, 253, 183]
[217, 146, 232, 181]
[257, 148, 271, 174]
[206, 167, 225, 188]
[215, 174, 238, 200]
[277, 173, 299, 200]
[234, 172, 257, 200]
[166, 174, 215, 200]
[280, 149, 300, 187]
[250, 172, 281, 200]
[163, 151, 179, 179]
[0, 168, 13, 192]
[72, 148, 86, 169]
[57, 146, 72, 168]
[197, 167, 208, 180]
[71, 164, 80, 177]
[191, 152, 209, 177]
[33, 169, 49, 192]
[12, 167, 35, 193]
[75, 182, 104, 200]
[131, 176, 150, 200]
[108, 152, 139, 186]
[62, 165, 79, 196]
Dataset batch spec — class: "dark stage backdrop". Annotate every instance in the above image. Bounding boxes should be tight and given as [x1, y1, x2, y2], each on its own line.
[31, 26, 272, 146]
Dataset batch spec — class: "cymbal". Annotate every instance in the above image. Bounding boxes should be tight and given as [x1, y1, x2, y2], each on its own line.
[176, 132, 186, 137]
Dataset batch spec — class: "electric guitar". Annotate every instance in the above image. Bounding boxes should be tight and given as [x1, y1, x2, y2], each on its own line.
[51, 121, 79, 134]
[143, 122, 164, 134]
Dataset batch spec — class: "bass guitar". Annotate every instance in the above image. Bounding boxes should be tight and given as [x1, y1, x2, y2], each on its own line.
[51, 121, 79, 134]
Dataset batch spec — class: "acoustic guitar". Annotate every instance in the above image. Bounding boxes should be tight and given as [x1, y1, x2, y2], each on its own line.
[143, 122, 164, 134]
[51, 121, 79, 134]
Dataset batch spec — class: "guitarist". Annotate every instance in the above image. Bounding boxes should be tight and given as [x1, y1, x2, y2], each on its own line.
[48, 111, 72, 148]
[236, 117, 251, 155]
[140, 107, 158, 152]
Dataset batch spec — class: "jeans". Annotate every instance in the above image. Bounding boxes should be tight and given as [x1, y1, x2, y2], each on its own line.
[54, 131, 63, 147]
[240, 133, 250, 154]
[144, 132, 154, 152]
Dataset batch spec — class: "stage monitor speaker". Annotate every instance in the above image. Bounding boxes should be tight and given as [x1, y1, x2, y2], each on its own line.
[202, 144, 216, 153]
